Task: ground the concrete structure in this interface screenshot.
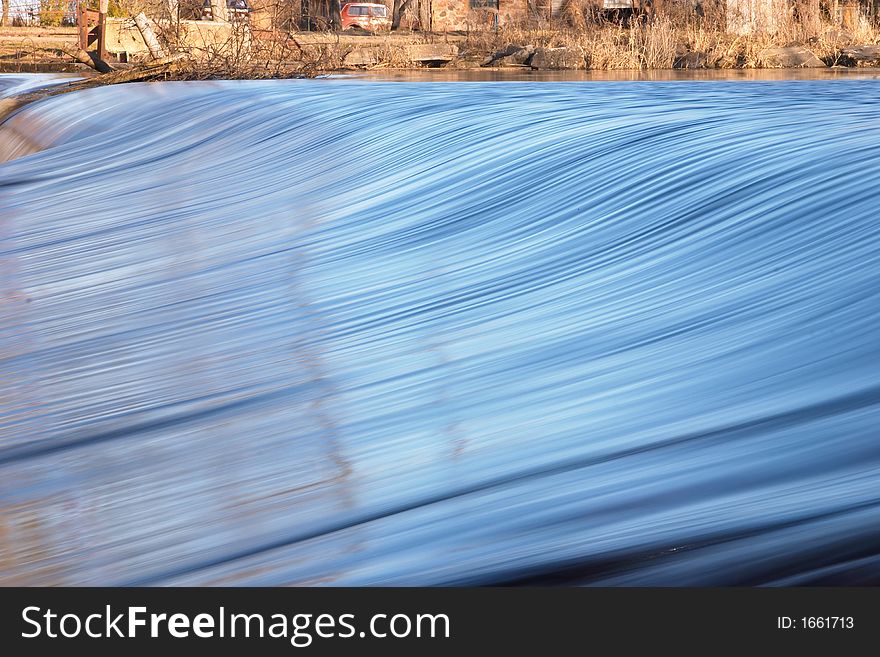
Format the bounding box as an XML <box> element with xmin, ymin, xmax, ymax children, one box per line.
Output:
<box><xmin>103</xmin><ymin>17</ymin><xmax>237</xmax><ymax>61</ymax></box>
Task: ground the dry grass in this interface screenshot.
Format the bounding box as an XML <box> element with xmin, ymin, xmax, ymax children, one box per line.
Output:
<box><xmin>457</xmin><ymin>4</ymin><xmax>880</xmax><ymax>70</ymax></box>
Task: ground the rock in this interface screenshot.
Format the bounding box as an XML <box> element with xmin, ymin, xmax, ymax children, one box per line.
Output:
<box><xmin>529</xmin><ymin>46</ymin><xmax>585</xmax><ymax>70</ymax></box>
<box><xmin>405</xmin><ymin>43</ymin><xmax>458</xmax><ymax>64</ymax></box>
<box><xmin>758</xmin><ymin>46</ymin><xmax>826</xmax><ymax>68</ymax></box>
<box><xmin>343</xmin><ymin>47</ymin><xmax>381</xmax><ymax>67</ymax></box>
<box><xmin>674</xmin><ymin>51</ymin><xmax>708</xmax><ymax>69</ymax></box>
<box><xmin>495</xmin><ymin>45</ymin><xmax>535</xmax><ymax>67</ymax></box>
<box><xmin>493</xmin><ymin>43</ymin><xmax>524</xmax><ymax>59</ymax></box>
<box><xmin>839</xmin><ymin>45</ymin><xmax>880</xmax><ymax>67</ymax></box>
<box><xmin>481</xmin><ymin>44</ymin><xmax>525</xmax><ymax>67</ymax></box>
<box><xmin>446</xmin><ymin>54</ymin><xmax>485</xmax><ymax>69</ymax></box>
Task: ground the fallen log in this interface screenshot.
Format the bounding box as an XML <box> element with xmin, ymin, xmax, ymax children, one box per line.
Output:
<box><xmin>60</xmin><ymin>44</ymin><xmax>115</xmax><ymax>74</ymax></box>
<box><xmin>72</xmin><ymin>53</ymin><xmax>189</xmax><ymax>86</ymax></box>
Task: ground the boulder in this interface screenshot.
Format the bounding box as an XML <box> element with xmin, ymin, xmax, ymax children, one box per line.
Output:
<box><xmin>758</xmin><ymin>46</ymin><xmax>826</xmax><ymax>68</ymax></box>
<box><xmin>529</xmin><ymin>46</ymin><xmax>585</xmax><ymax>70</ymax></box>
<box><xmin>481</xmin><ymin>44</ymin><xmax>521</xmax><ymax>67</ymax></box>
<box><xmin>491</xmin><ymin>43</ymin><xmax>525</xmax><ymax>59</ymax></box>
<box><xmin>839</xmin><ymin>45</ymin><xmax>880</xmax><ymax>67</ymax></box>
<box><xmin>495</xmin><ymin>45</ymin><xmax>536</xmax><ymax>67</ymax></box>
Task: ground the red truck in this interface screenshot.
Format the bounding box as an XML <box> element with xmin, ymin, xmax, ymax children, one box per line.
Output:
<box><xmin>340</xmin><ymin>3</ymin><xmax>392</xmax><ymax>31</ymax></box>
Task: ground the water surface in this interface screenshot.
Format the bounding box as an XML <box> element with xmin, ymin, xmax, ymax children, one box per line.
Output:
<box><xmin>1</xmin><ymin>76</ymin><xmax>879</xmax><ymax>585</ymax></box>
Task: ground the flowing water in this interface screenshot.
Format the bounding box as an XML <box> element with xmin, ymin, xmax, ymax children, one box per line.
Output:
<box><xmin>1</xmin><ymin>74</ymin><xmax>879</xmax><ymax>585</ymax></box>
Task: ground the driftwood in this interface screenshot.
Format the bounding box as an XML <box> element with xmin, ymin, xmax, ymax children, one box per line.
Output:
<box><xmin>75</xmin><ymin>53</ymin><xmax>189</xmax><ymax>86</ymax></box>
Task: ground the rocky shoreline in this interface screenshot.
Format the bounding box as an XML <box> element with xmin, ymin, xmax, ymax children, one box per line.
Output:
<box><xmin>345</xmin><ymin>41</ymin><xmax>880</xmax><ymax>71</ymax></box>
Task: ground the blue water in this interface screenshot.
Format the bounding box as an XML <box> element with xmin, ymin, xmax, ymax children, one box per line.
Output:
<box><xmin>1</xmin><ymin>76</ymin><xmax>879</xmax><ymax>585</ymax></box>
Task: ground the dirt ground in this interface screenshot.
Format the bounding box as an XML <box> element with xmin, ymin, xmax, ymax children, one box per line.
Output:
<box><xmin>0</xmin><ymin>26</ymin><xmax>80</xmax><ymax>70</ymax></box>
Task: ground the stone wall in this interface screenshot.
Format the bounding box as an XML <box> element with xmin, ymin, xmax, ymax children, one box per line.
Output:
<box><xmin>432</xmin><ymin>0</ymin><xmax>532</xmax><ymax>32</ymax></box>
<box><xmin>499</xmin><ymin>0</ymin><xmax>533</xmax><ymax>25</ymax></box>
<box><xmin>431</xmin><ymin>0</ymin><xmax>471</xmax><ymax>30</ymax></box>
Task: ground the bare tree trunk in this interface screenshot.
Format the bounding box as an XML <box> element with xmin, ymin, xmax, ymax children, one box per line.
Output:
<box><xmin>329</xmin><ymin>0</ymin><xmax>342</xmax><ymax>28</ymax></box>
<box><xmin>1</xmin><ymin>1</ymin><xmax>10</xmax><ymax>27</ymax></box>
<box><xmin>135</xmin><ymin>12</ymin><xmax>167</xmax><ymax>59</ymax></box>
<box><xmin>392</xmin><ymin>0</ymin><xmax>414</xmax><ymax>29</ymax></box>
<box><xmin>419</xmin><ymin>0</ymin><xmax>431</xmax><ymax>30</ymax></box>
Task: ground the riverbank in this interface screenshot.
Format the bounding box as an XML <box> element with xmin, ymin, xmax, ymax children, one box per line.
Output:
<box><xmin>2</xmin><ymin>17</ymin><xmax>880</xmax><ymax>76</ymax></box>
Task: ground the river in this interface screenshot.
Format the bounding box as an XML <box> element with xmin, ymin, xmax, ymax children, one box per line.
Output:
<box><xmin>1</xmin><ymin>73</ymin><xmax>879</xmax><ymax>585</ymax></box>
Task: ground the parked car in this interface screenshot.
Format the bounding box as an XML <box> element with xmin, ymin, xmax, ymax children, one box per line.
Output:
<box><xmin>340</xmin><ymin>3</ymin><xmax>392</xmax><ymax>31</ymax></box>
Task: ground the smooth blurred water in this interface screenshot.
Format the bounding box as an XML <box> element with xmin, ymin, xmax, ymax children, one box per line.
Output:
<box><xmin>1</xmin><ymin>75</ymin><xmax>879</xmax><ymax>585</ymax></box>
<box><xmin>0</xmin><ymin>74</ymin><xmax>71</xmax><ymax>97</ymax></box>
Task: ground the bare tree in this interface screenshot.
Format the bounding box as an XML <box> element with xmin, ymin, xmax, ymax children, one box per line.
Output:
<box><xmin>329</xmin><ymin>0</ymin><xmax>341</xmax><ymax>27</ymax></box>
<box><xmin>391</xmin><ymin>0</ymin><xmax>413</xmax><ymax>29</ymax></box>
<box><xmin>1</xmin><ymin>1</ymin><xmax>9</xmax><ymax>28</ymax></box>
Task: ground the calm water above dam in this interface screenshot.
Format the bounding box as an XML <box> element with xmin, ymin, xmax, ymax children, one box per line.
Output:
<box><xmin>1</xmin><ymin>74</ymin><xmax>879</xmax><ymax>585</ymax></box>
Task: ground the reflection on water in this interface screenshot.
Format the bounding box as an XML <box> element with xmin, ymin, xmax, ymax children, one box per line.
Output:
<box><xmin>357</xmin><ymin>67</ymin><xmax>880</xmax><ymax>82</ymax></box>
<box><xmin>1</xmin><ymin>76</ymin><xmax>879</xmax><ymax>585</ymax></box>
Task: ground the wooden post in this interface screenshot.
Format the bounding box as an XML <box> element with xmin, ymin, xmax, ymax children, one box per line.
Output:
<box><xmin>134</xmin><ymin>12</ymin><xmax>167</xmax><ymax>59</ymax></box>
<box><xmin>78</xmin><ymin>3</ymin><xmax>88</xmax><ymax>51</ymax></box>
<box><xmin>420</xmin><ymin>0</ymin><xmax>432</xmax><ymax>30</ymax></box>
<box><xmin>98</xmin><ymin>0</ymin><xmax>108</xmax><ymax>63</ymax></box>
